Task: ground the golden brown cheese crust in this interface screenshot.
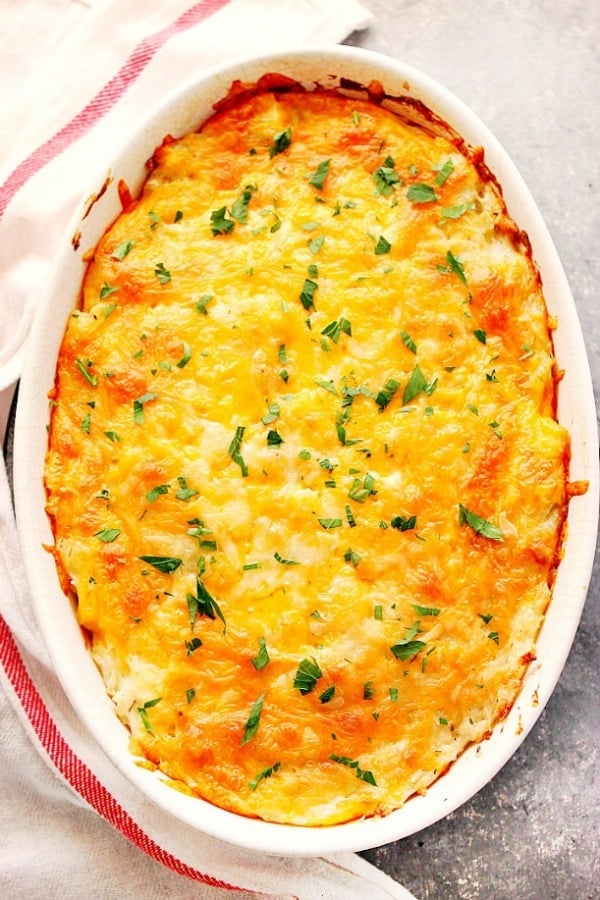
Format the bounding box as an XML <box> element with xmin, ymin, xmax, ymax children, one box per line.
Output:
<box><xmin>45</xmin><ymin>88</ymin><xmax>570</xmax><ymax>825</ymax></box>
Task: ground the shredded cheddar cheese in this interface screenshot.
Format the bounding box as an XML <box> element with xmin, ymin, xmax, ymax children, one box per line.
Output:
<box><xmin>44</xmin><ymin>86</ymin><xmax>570</xmax><ymax>826</ymax></box>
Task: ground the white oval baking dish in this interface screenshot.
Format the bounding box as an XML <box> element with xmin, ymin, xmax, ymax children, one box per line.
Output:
<box><xmin>14</xmin><ymin>45</ymin><xmax>598</xmax><ymax>856</ymax></box>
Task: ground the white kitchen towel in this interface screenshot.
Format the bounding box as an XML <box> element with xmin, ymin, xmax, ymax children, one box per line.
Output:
<box><xmin>0</xmin><ymin>1</ymin><xmax>418</xmax><ymax>897</ymax></box>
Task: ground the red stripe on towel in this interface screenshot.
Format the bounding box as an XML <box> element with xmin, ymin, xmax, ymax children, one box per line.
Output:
<box><xmin>0</xmin><ymin>0</ymin><xmax>230</xmax><ymax>219</ymax></box>
<box><xmin>0</xmin><ymin>613</ymin><xmax>252</xmax><ymax>890</ymax></box>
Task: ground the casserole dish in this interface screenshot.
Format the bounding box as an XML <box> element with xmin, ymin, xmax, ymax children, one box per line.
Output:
<box><xmin>14</xmin><ymin>46</ymin><xmax>598</xmax><ymax>855</ymax></box>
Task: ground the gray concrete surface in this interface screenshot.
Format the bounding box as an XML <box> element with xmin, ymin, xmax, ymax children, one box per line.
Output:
<box><xmin>348</xmin><ymin>2</ymin><xmax>600</xmax><ymax>898</ymax></box>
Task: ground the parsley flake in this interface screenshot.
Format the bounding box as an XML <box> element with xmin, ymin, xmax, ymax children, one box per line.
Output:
<box><xmin>228</xmin><ymin>425</ymin><xmax>248</xmax><ymax>477</ymax></box>
<box><xmin>407</xmin><ymin>183</ymin><xmax>438</xmax><ymax>204</ymax></box>
<box><xmin>374</xmin><ymin>234</ymin><xmax>391</xmax><ymax>255</ymax></box>
<box><xmin>154</xmin><ymin>262</ymin><xmax>171</xmax><ymax>283</ymax></box>
<box><xmin>300</xmin><ymin>278</ymin><xmax>318</xmax><ymax>310</ymax></box>
<box><xmin>111</xmin><ymin>240</ymin><xmax>135</xmax><ymax>261</ymax></box>
<box><xmin>138</xmin><ymin>555</ymin><xmax>183</xmax><ymax>573</ymax></box>
<box><xmin>269</xmin><ymin>127</ymin><xmax>292</xmax><ymax>158</ymax></box>
<box><xmin>251</xmin><ymin>637</ymin><xmax>270</xmax><ymax>671</ymax></box>
<box><xmin>375</xmin><ymin>377</ymin><xmax>400</xmax><ymax>410</ymax></box>
<box><xmin>210</xmin><ymin>206</ymin><xmax>234</xmax><ymax>235</ymax></box>
<box><xmin>241</xmin><ymin>694</ymin><xmax>264</xmax><ymax>745</ymax></box>
<box><xmin>231</xmin><ymin>184</ymin><xmax>256</xmax><ymax>223</ymax></box>
<box><xmin>458</xmin><ymin>504</ymin><xmax>505</xmax><ymax>541</ymax></box>
<box><xmin>321</xmin><ymin>316</ymin><xmax>352</xmax><ymax>344</ymax></box>
<box><xmin>95</xmin><ymin>527</ymin><xmax>121</xmax><ymax>543</ymax></box>
<box><xmin>249</xmin><ymin>762</ymin><xmax>281</xmax><ymax>791</ymax></box>
<box><xmin>373</xmin><ymin>156</ymin><xmax>400</xmax><ymax>196</ymax></box>
<box><xmin>308</xmin><ymin>159</ymin><xmax>331</xmax><ymax>190</ymax></box>
<box><xmin>293</xmin><ymin>657</ymin><xmax>322</xmax><ymax>694</ymax></box>
<box><xmin>76</xmin><ymin>357</ymin><xmax>98</xmax><ymax>387</ymax></box>
<box><xmin>329</xmin><ymin>754</ymin><xmax>377</xmax><ymax>786</ymax></box>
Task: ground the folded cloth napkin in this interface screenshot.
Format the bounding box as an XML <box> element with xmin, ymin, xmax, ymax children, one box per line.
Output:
<box><xmin>0</xmin><ymin>1</ymin><xmax>418</xmax><ymax>897</ymax></box>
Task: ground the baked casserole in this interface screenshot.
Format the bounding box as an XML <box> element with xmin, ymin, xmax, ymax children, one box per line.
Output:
<box><xmin>44</xmin><ymin>82</ymin><xmax>570</xmax><ymax>826</ymax></box>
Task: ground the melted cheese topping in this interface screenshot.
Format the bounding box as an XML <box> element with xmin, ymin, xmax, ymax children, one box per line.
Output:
<box><xmin>45</xmin><ymin>89</ymin><xmax>569</xmax><ymax>826</ymax></box>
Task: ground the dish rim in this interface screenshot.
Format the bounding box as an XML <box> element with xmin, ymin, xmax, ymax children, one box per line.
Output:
<box><xmin>13</xmin><ymin>44</ymin><xmax>599</xmax><ymax>856</ymax></box>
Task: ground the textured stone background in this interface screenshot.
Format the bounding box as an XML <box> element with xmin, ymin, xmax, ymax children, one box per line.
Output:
<box><xmin>348</xmin><ymin>3</ymin><xmax>600</xmax><ymax>898</ymax></box>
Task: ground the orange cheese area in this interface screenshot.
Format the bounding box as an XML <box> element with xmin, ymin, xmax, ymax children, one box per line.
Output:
<box><xmin>44</xmin><ymin>88</ymin><xmax>569</xmax><ymax>825</ymax></box>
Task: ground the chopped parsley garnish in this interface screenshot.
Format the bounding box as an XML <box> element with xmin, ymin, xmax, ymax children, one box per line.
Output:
<box><xmin>308</xmin><ymin>159</ymin><xmax>331</xmax><ymax>190</ymax></box>
<box><xmin>231</xmin><ymin>184</ymin><xmax>256</xmax><ymax>223</ymax></box>
<box><xmin>390</xmin><ymin>638</ymin><xmax>427</xmax><ymax>661</ymax></box>
<box><xmin>412</xmin><ymin>604</ymin><xmax>441</xmax><ymax>617</ymax></box>
<box><xmin>76</xmin><ymin>357</ymin><xmax>98</xmax><ymax>387</ymax></box>
<box><xmin>348</xmin><ymin>472</ymin><xmax>376</xmax><ymax>503</ymax></box>
<box><xmin>373</xmin><ymin>156</ymin><xmax>400</xmax><ymax>196</ymax></box>
<box><xmin>318</xmin><ymin>518</ymin><xmax>342</xmax><ymax>529</ymax></box>
<box><xmin>81</xmin><ymin>413</ymin><xmax>91</xmax><ymax>433</ymax></box>
<box><xmin>390</xmin><ymin>621</ymin><xmax>426</xmax><ymax>660</ymax></box>
<box><xmin>175</xmin><ymin>476</ymin><xmax>198</xmax><ymax>501</ymax></box>
<box><xmin>133</xmin><ymin>392</ymin><xmax>158</xmax><ymax>424</ymax></box>
<box><xmin>186</xmin><ymin>688</ymin><xmax>195</xmax><ymax>704</ymax></box>
<box><xmin>138</xmin><ymin>555</ymin><xmax>183</xmax><ymax>573</ymax></box>
<box><xmin>344</xmin><ymin>505</ymin><xmax>357</xmax><ymax>528</ymax></box>
<box><xmin>261</xmin><ymin>403</ymin><xmax>280</xmax><ymax>425</ymax></box>
<box><xmin>241</xmin><ymin>693</ymin><xmax>264</xmax><ymax>745</ymax></box>
<box><xmin>329</xmin><ymin>754</ymin><xmax>377</xmax><ymax>786</ymax></box>
<box><xmin>402</xmin><ymin>365</ymin><xmax>437</xmax><ymax>405</ymax></box>
<box><xmin>315</xmin><ymin>378</ymin><xmax>337</xmax><ymax>395</ymax></box>
<box><xmin>343</xmin><ymin>547</ymin><xmax>360</xmax><ymax>568</ymax></box>
<box><xmin>442</xmin><ymin>202</ymin><xmax>474</xmax><ymax>219</ymax></box>
<box><xmin>478</xmin><ymin>613</ymin><xmax>493</xmax><ymax>624</ymax></box>
<box><xmin>228</xmin><ymin>425</ymin><xmax>248</xmax><ymax>477</ymax></box>
<box><xmin>321</xmin><ymin>316</ymin><xmax>352</xmax><ymax>344</ymax></box>
<box><xmin>474</xmin><ymin>328</ymin><xmax>487</xmax><ymax>344</ymax></box>
<box><xmin>176</xmin><ymin>341</ymin><xmax>192</xmax><ymax>368</ymax></box>
<box><xmin>363</xmin><ymin>681</ymin><xmax>375</xmax><ymax>700</ymax></box>
<box><xmin>137</xmin><ymin>697</ymin><xmax>161</xmax><ymax>733</ymax></box>
<box><xmin>154</xmin><ymin>262</ymin><xmax>171</xmax><ymax>283</ymax></box>
<box><xmin>95</xmin><ymin>527</ymin><xmax>121</xmax><ymax>543</ymax></box>
<box><xmin>435</xmin><ymin>158</ymin><xmax>454</xmax><ymax>185</ymax></box>
<box><xmin>148</xmin><ymin>211</ymin><xmax>161</xmax><ymax>230</ymax></box>
<box><xmin>375</xmin><ymin>377</ymin><xmax>400</xmax><ymax>410</ymax></box>
<box><xmin>146</xmin><ymin>484</ymin><xmax>169</xmax><ymax>504</ymax></box>
<box><xmin>401</xmin><ymin>330</ymin><xmax>417</xmax><ymax>354</ymax></box>
<box><xmin>210</xmin><ymin>206</ymin><xmax>234</xmax><ymax>235</ymax></box>
<box><xmin>195</xmin><ymin>294</ymin><xmax>213</xmax><ymax>315</ymax></box>
<box><xmin>406</xmin><ymin>183</ymin><xmax>437</xmax><ymax>204</ymax></box>
<box><xmin>293</xmin><ymin>657</ymin><xmax>323</xmax><ymax>694</ymax></box>
<box><xmin>274</xmin><ymin>551</ymin><xmax>300</xmax><ymax>566</ymax></box>
<box><xmin>488</xmin><ymin>631</ymin><xmax>500</xmax><ymax>645</ymax></box>
<box><xmin>308</xmin><ymin>235</ymin><xmax>325</xmax><ymax>255</ymax></box>
<box><xmin>267</xmin><ymin>429</ymin><xmax>284</xmax><ymax>447</ymax></box>
<box><xmin>300</xmin><ymin>277</ymin><xmax>318</xmax><ymax>310</ymax></box>
<box><xmin>112</xmin><ymin>240</ymin><xmax>135</xmax><ymax>261</ymax></box>
<box><xmin>187</xmin><ymin>574</ymin><xmax>226</xmax><ymax>633</ymax></box>
<box><xmin>374</xmin><ymin>234</ymin><xmax>391</xmax><ymax>255</ymax></box>
<box><xmin>319</xmin><ymin>685</ymin><xmax>336</xmax><ymax>704</ymax></box>
<box><xmin>251</xmin><ymin>637</ymin><xmax>270</xmax><ymax>671</ymax></box>
<box><xmin>390</xmin><ymin>514</ymin><xmax>416</xmax><ymax>532</ymax></box>
<box><xmin>437</xmin><ymin>250</ymin><xmax>467</xmax><ymax>284</ymax></box>
<box><xmin>269</xmin><ymin>126</ymin><xmax>292</xmax><ymax>158</ymax></box>
<box><xmin>249</xmin><ymin>762</ymin><xmax>281</xmax><ymax>791</ymax></box>
<box><xmin>185</xmin><ymin>637</ymin><xmax>203</xmax><ymax>656</ymax></box>
<box><xmin>99</xmin><ymin>282</ymin><xmax>119</xmax><ymax>300</ymax></box>
<box><xmin>458</xmin><ymin>504</ymin><xmax>505</xmax><ymax>541</ymax></box>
